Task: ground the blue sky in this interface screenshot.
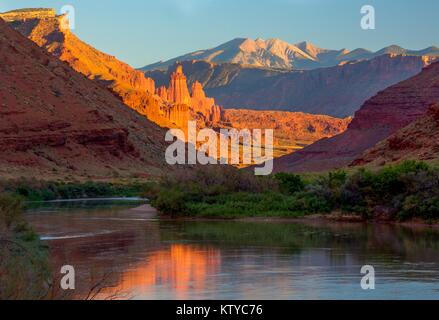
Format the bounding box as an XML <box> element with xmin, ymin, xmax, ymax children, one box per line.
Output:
<box><xmin>1</xmin><ymin>0</ymin><xmax>438</xmax><ymax>68</ymax></box>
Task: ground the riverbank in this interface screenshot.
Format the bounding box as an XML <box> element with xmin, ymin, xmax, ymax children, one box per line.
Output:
<box><xmin>156</xmin><ymin>210</ymin><xmax>439</xmax><ymax>228</ymax></box>
<box><xmin>145</xmin><ymin>161</ymin><xmax>439</xmax><ymax>224</ymax></box>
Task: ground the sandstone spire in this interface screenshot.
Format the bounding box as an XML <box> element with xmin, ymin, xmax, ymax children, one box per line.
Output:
<box><xmin>191</xmin><ymin>81</ymin><xmax>207</xmax><ymax>99</ymax></box>
<box><xmin>167</xmin><ymin>65</ymin><xmax>191</xmax><ymax>105</ymax></box>
<box><xmin>191</xmin><ymin>81</ymin><xmax>222</xmax><ymax>123</ymax></box>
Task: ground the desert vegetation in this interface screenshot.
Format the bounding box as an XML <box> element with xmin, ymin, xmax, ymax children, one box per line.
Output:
<box><xmin>0</xmin><ymin>194</ymin><xmax>50</xmax><ymax>299</ymax></box>
<box><xmin>145</xmin><ymin>161</ymin><xmax>439</xmax><ymax>222</ymax></box>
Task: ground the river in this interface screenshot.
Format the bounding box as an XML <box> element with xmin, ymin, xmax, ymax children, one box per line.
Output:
<box><xmin>25</xmin><ymin>199</ymin><xmax>439</xmax><ymax>300</ymax></box>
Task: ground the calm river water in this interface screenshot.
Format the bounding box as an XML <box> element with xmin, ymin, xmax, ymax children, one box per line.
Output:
<box><xmin>26</xmin><ymin>200</ymin><xmax>439</xmax><ymax>300</ymax></box>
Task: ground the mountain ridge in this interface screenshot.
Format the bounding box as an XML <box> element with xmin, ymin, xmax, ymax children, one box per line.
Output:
<box><xmin>141</xmin><ymin>37</ymin><xmax>439</xmax><ymax>71</ymax></box>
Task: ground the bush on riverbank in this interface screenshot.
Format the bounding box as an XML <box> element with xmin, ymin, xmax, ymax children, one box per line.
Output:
<box><xmin>145</xmin><ymin>161</ymin><xmax>439</xmax><ymax>222</ymax></box>
<box><xmin>0</xmin><ymin>179</ymin><xmax>150</xmax><ymax>201</ymax></box>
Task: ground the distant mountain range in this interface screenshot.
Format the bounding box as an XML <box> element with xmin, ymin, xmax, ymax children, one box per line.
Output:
<box><xmin>141</xmin><ymin>38</ymin><xmax>439</xmax><ymax>71</ymax></box>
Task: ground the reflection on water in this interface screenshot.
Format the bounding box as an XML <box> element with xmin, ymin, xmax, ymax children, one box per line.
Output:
<box><xmin>26</xmin><ymin>201</ymin><xmax>439</xmax><ymax>300</ymax></box>
<box><xmin>100</xmin><ymin>245</ymin><xmax>221</xmax><ymax>300</ymax></box>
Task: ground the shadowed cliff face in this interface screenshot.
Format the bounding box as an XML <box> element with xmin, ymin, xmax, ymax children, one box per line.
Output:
<box><xmin>0</xmin><ymin>17</ymin><xmax>170</xmax><ymax>179</ymax></box>
<box><xmin>352</xmin><ymin>104</ymin><xmax>439</xmax><ymax>166</ymax></box>
<box><xmin>272</xmin><ymin>61</ymin><xmax>439</xmax><ymax>173</ymax></box>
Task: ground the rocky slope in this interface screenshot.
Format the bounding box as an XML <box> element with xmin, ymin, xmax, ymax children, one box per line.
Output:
<box><xmin>0</xmin><ymin>17</ymin><xmax>170</xmax><ymax>179</ymax></box>
<box><xmin>146</xmin><ymin>57</ymin><xmax>434</xmax><ymax>117</ymax></box>
<box><xmin>352</xmin><ymin>103</ymin><xmax>439</xmax><ymax>166</ymax></box>
<box><xmin>272</xmin><ymin>61</ymin><xmax>439</xmax><ymax>173</ymax></box>
<box><xmin>141</xmin><ymin>37</ymin><xmax>439</xmax><ymax>71</ymax></box>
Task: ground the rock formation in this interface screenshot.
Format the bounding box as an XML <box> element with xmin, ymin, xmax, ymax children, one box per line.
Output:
<box><xmin>0</xmin><ymin>17</ymin><xmax>170</xmax><ymax>179</ymax></box>
<box><xmin>156</xmin><ymin>86</ymin><xmax>168</xmax><ymax>100</ymax></box>
<box><xmin>151</xmin><ymin>65</ymin><xmax>223</xmax><ymax>129</ymax></box>
<box><xmin>272</xmin><ymin>60</ymin><xmax>439</xmax><ymax>173</ymax></box>
<box><xmin>167</xmin><ymin>65</ymin><xmax>192</xmax><ymax>105</ymax></box>
<box><xmin>191</xmin><ymin>81</ymin><xmax>222</xmax><ymax>124</ymax></box>
<box><xmin>0</xmin><ymin>8</ymin><xmax>56</xmax><ymax>21</ymax></box>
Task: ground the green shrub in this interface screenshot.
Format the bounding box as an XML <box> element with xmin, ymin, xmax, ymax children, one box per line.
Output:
<box><xmin>0</xmin><ymin>193</ymin><xmax>24</xmax><ymax>231</ymax></box>
<box><xmin>275</xmin><ymin>173</ymin><xmax>305</xmax><ymax>194</ymax></box>
<box><xmin>151</xmin><ymin>187</ymin><xmax>188</xmax><ymax>217</ymax></box>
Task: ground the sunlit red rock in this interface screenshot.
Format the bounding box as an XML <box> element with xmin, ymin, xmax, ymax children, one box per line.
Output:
<box><xmin>156</xmin><ymin>86</ymin><xmax>168</xmax><ymax>100</ymax></box>
<box><xmin>191</xmin><ymin>81</ymin><xmax>222</xmax><ymax>124</ymax></box>
<box><xmin>167</xmin><ymin>65</ymin><xmax>192</xmax><ymax>105</ymax></box>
